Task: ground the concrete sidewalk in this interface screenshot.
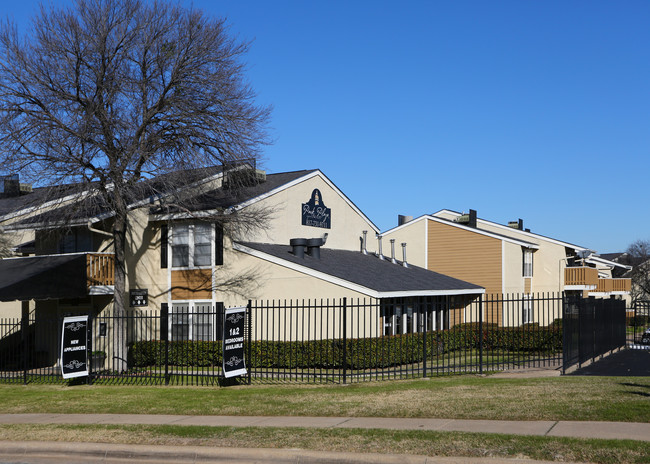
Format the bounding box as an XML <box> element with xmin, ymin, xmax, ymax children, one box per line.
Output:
<box><xmin>1</xmin><ymin>413</ymin><xmax>649</xmax><ymax>442</ymax></box>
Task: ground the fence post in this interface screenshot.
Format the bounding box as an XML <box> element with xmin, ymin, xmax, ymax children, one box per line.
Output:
<box><xmin>247</xmin><ymin>300</ymin><xmax>252</xmax><ymax>386</ymax></box>
<box><xmin>478</xmin><ymin>294</ymin><xmax>483</xmax><ymax>375</ymax></box>
<box><xmin>21</xmin><ymin>301</ymin><xmax>29</xmax><ymax>385</ymax></box>
<box><xmin>342</xmin><ymin>297</ymin><xmax>347</xmax><ymax>385</ymax></box>
<box><xmin>161</xmin><ymin>304</ymin><xmax>169</xmax><ymax>386</ymax></box>
<box><xmin>422</xmin><ymin>298</ymin><xmax>427</xmax><ymax>378</ymax></box>
<box><xmin>561</xmin><ymin>293</ymin><xmax>566</xmax><ymax>375</ymax></box>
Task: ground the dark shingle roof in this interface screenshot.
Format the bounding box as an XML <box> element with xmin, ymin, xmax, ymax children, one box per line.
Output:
<box><xmin>5</xmin><ymin>168</ymin><xmax>318</xmax><ymax>228</ymax></box>
<box><xmin>159</xmin><ymin>170</ymin><xmax>318</xmax><ymax>213</ymax></box>
<box><xmin>237</xmin><ymin>242</ymin><xmax>484</xmax><ymax>296</ymax></box>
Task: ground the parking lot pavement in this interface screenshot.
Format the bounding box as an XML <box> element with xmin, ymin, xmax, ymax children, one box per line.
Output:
<box><xmin>568</xmin><ymin>348</ymin><xmax>650</xmax><ymax>376</ymax></box>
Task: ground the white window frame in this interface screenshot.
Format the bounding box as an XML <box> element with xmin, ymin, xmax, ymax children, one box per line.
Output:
<box><xmin>171</xmin><ymin>223</ymin><xmax>214</xmax><ymax>269</ymax></box>
<box><xmin>523</xmin><ymin>249</ymin><xmax>534</xmax><ymax>277</ymax></box>
<box><xmin>169</xmin><ymin>301</ymin><xmax>215</xmax><ymax>341</ymax></box>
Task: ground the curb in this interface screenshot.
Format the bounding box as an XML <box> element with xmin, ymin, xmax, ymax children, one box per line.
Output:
<box><xmin>0</xmin><ymin>441</ymin><xmax>583</xmax><ymax>464</ymax></box>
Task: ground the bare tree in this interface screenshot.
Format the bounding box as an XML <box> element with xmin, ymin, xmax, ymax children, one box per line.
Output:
<box><xmin>625</xmin><ymin>239</ymin><xmax>650</xmax><ymax>303</ymax></box>
<box><xmin>0</xmin><ymin>0</ymin><xmax>270</xmax><ymax>370</ymax></box>
<box><xmin>0</xmin><ymin>228</ymin><xmax>12</xmax><ymax>258</ymax></box>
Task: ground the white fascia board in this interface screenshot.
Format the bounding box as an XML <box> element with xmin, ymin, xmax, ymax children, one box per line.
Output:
<box><xmin>426</xmin><ymin>215</ymin><xmax>539</xmax><ymax>248</ymax></box>
<box><xmin>382</xmin><ymin>214</ymin><xmax>538</xmax><ymax>249</ymax></box>
<box><xmin>234</xmin><ymin>243</ymin><xmax>484</xmax><ymax>299</ymax></box>
<box><xmin>432</xmin><ymin>209</ymin><xmax>587</xmax><ymax>252</ymax></box>
<box><xmin>587</xmin><ymin>256</ymin><xmax>632</xmax><ymax>270</ymax></box>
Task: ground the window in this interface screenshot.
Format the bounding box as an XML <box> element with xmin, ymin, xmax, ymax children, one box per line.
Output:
<box><xmin>58</xmin><ymin>228</ymin><xmax>92</xmax><ymax>253</ymax></box>
<box><xmin>171</xmin><ymin>223</ymin><xmax>213</xmax><ymax>268</ymax></box>
<box><xmin>170</xmin><ymin>302</ymin><xmax>217</xmax><ymax>341</ymax></box>
<box><xmin>523</xmin><ymin>249</ymin><xmax>533</xmax><ymax>277</ymax></box>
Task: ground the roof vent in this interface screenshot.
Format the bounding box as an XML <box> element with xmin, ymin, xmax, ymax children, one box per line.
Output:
<box><xmin>401</xmin><ymin>243</ymin><xmax>409</xmax><ymax>268</ymax></box>
<box><xmin>291</xmin><ymin>234</ymin><xmax>328</xmax><ymax>260</ymax></box>
<box><xmin>290</xmin><ymin>238</ymin><xmax>307</xmax><ymax>258</ymax></box>
<box><xmin>390</xmin><ymin>239</ymin><xmax>397</xmax><ymax>264</ymax></box>
<box><xmin>376</xmin><ymin>234</ymin><xmax>385</xmax><ymax>260</ymax></box>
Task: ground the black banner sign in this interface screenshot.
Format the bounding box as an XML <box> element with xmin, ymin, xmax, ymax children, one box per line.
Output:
<box><xmin>302</xmin><ymin>188</ymin><xmax>331</xmax><ymax>229</ymax></box>
<box><xmin>60</xmin><ymin>315</ymin><xmax>89</xmax><ymax>379</ymax></box>
<box><xmin>222</xmin><ymin>307</ymin><xmax>247</xmax><ymax>378</ymax></box>
<box><xmin>129</xmin><ymin>289</ymin><xmax>148</xmax><ymax>307</ymax></box>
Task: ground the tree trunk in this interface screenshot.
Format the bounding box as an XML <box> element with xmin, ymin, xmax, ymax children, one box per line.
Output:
<box><xmin>112</xmin><ymin>205</ymin><xmax>128</xmax><ymax>373</ymax></box>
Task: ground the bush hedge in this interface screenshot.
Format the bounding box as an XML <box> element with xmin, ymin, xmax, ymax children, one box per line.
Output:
<box><xmin>129</xmin><ymin>322</ymin><xmax>562</xmax><ymax>370</ymax></box>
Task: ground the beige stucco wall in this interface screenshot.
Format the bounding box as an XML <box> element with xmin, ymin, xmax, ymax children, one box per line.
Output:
<box><xmin>125</xmin><ymin>209</ymin><xmax>168</xmax><ymax>313</ymax></box>
<box><xmin>241</xmin><ymin>173</ymin><xmax>377</xmax><ymax>252</ymax></box>
<box><xmin>502</xmin><ymin>241</ymin><xmax>523</xmax><ymax>294</ymax></box>
<box><xmin>380</xmin><ymin>218</ymin><xmax>427</xmax><ymax>268</ymax></box>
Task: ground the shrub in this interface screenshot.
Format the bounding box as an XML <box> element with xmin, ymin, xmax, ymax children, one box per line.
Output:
<box><xmin>128</xmin><ymin>323</ymin><xmax>562</xmax><ymax>370</ymax></box>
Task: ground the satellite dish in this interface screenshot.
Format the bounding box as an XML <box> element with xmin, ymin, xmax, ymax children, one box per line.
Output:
<box><xmin>576</xmin><ymin>250</ymin><xmax>592</xmax><ymax>259</ymax></box>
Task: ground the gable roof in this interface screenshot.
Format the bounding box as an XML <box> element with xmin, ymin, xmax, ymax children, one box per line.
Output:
<box><xmin>432</xmin><ymin>209</ymin><xmax>585</xmax><ymax>251</ymax></box>
<box><xmin>5</xmin><ymin>168</ymin><xmax>380</xmax><ymax>234</ymax></box>
<box><xmin>151</xmin><ymin>169</ymin><xmax>380</xmax><ymax>232</ymax></box>
<box><xmin>234</xmin><ymin>241</ymin><xmax>484</xmax><ymax>298</ymax></box>
<box><xmin>383</xmin><ymin>214</ymin><xmax>539</xmax><ymax>249</ymax></box>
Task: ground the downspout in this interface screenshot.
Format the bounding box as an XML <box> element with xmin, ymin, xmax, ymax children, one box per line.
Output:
<box><xmin>88</xmin><ymin>220</ymin><xmax>113</xmax><ymax>238</ymax></box>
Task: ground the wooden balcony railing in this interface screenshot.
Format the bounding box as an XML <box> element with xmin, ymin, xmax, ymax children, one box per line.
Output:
<box><xmin>592</xmin><ymin>278</ymin><xmax>614</xmax><ymax>294</ymax></box>
<box><xmin>612</xmin><ymin>278</ymin><xmax>631</xmax><ymax>293</ymax></box>
<box><xmin>86</xmin><ymin>253</ymin><xmax>115</xmax><ymax>287</ymax></box>
<box><xmin>564</xmin><ymin>266</ymin><xmax>598</xmax><ymax>289</ymax></box>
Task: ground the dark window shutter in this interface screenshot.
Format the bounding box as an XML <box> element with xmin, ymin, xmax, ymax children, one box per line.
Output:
<box><xmin>160</xmin><ymin>303</ymin><xmax>168</xmax><ymax>341</ymax></box>
<box><xmin>215</xmin><ymin>223</ymin><xmax>223</xmax><ymax>266</ymax></box>
<box><xmin>215</xmin><ymin>301</ymin><xmax>224</xmax><ymax>340</ymax></box>
<box><xmin>161</xmin><ymin>225</ymin><xmax>168</xmax><ymax>268</ymax></box>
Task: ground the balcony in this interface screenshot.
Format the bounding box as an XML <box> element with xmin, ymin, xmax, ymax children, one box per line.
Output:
<box><xmin>86</xmin><ymin>253</ymin><xmax>115</xmax><ymax>288</ymax></box>
<box><xmin>587</xmin><ymin>277</ymin><xmax>632</xmax><ymax>296</ymax></box>
<box><xmin>0</xmin><ymin>252</ymin><xmax>115</xmax><ymax>302</ymax></box>
<box><xmin>612</xmin><ymin>278</ymin><xmax>631</xmax><ymax>294</ymax></box>
<box><xmin>564</xmin><ymin>266</ymin><xmax>598</xmax><ymax>290</ymax></box>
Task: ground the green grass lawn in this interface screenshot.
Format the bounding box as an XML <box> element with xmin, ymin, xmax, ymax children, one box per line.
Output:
<box><xmin>1</xmin><ymin>374</ymin><xmax>649</xmax><ymax>464</ymax></box>
<box><xmin>1</xmin><ymin>374</ymin><xmax>648</xmax><ymax>422</ymax></box>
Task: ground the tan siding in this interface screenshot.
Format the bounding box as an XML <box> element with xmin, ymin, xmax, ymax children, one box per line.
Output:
<box><xmin>171</xmin><ymin>269</ymin><xmax>212</xmax><ymax>300</ymax></box>
<box><xmin>427</xmin><ymin>220</ymin><xmax>503</xmax><ymax>325</ymax></box>
<box><xmin>427</xmin><ymin>220</ymin><xmax>502</xmax><ymax>294</ymax></box>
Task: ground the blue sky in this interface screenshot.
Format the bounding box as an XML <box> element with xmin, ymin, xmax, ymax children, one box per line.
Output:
<box><xmin>5</xmin><ymin>1</ymin><xmax>649</xmax><ymax>253</ymax></box>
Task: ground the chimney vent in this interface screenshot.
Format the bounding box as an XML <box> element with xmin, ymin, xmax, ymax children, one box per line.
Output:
<box><xmin>290</xmin><ymin>238</ymin><xmax>307</xmax><ymax>258</ymax></box>
<box><xmin>390</xmin><ymin>239</ymin><xmax>397</xmax><ymax>264</ymax></box>
<box><xmin>306</xmin><ymin>238</ymin><xmax>322</xmax><ymax>259</ymax></box>
<box><xmin>398</xmin><ymin>215</ymin><xmax>413</xmax><ymax>226</ymax></box>
<box><xmin>376</xmin><ymin>234</ymin><xmax>385</xmax><ymax>260</ymax></box>
<box><xmin>401</xmin><ymin>243</ymin><xmax>409</xmax><ymax>268</ymax></box>
<box><xmin>361</xmin><ymin>230</ymin><xmax>368</xmax><ymax>255</ymax></box>
<box><xmin>507</xmin><ymin>219</ymin><xmax>524</xmax><ymax>230</ymax></box>
<box><xmin>468</xmin><ymin>209</ymin><xmax>477</xmax><ymax>228</ymax></box>
<box><xmin>456</xmin><ymin>209</ymin><xmax>477</xmax><ymax>227</ymax></box>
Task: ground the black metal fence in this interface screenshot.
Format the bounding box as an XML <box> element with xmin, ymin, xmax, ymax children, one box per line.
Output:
<box><xmin>628</xmin><ymin>300</ymin><xmax>650</xmax><ymax>345</ymax></box>
<box><xmin>0</xmin><ymin>293</ymin><xmax>626</xmax><ymax>385</ymax></box>
<box><xmin>562</xmin><ymin>296</ymin><xmax>627</xmax><ymax>372</ymax></box>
